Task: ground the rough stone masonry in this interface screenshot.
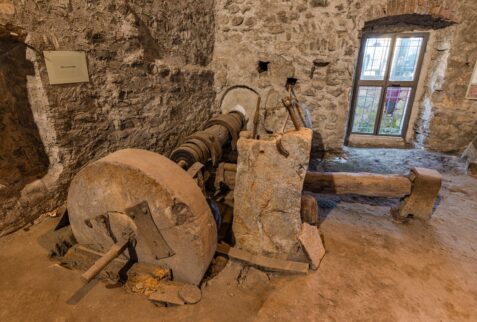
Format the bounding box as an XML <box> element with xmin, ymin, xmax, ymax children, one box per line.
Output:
<box><xmin>1</xmin><ymin>0</ymin><xmax>476</xmax><ymax>235</ymax></box>
<box><xmin>213</xmin><ymin>0</ymin><xmax>477</xmax><ymax>154</ymax></box>
<box><xmin>0</xmin><ymin>0</ymin><xmax>216</xmax><ymax>235</ymax></box>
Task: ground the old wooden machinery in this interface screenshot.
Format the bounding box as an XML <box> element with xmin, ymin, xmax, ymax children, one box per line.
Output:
<box><xmin>67</xmin><ymin>111</ymin><xmax>246</xmax><ymax>285</ymax></box>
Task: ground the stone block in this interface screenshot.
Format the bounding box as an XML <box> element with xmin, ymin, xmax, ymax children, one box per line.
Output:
<box><xmin>298</xmin><ymin>223</ymin><xmax>325</xmax><ymax>270</ymax></box>
<box><xmin>233</xmin><ymin>128</ymin><xmax>312</xmax><ymax>261</ymax></box>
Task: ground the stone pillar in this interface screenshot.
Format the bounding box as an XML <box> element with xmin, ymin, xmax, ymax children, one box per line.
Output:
<box><xmin>233</xmin><ymin>129</ymin><xmax>312</xmax><ymax>261</ymax></box>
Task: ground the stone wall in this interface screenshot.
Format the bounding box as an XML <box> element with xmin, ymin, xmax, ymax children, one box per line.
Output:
<box><xmin>1</xmin><ymin>0</ymin><xmax>476</xmax><ymax>235</ymax></box>
<box><xmin>422</xmin><ymin>0</ymin><xmax>477</xmax><ymax>153</ymax></box>
<box><xmin>0</xmin><ymin>31</ymin><xmax>50</xmax><ymax>233</ymax></box>
<box><xmin>0</xmin><ymin>0</ymin><xmax>216</xmax><ymax>236</ymax></box>
<box><xmin>213</xmin><ymin>0</ymin><xmax>476</xmax><ymax>154</ymax></box>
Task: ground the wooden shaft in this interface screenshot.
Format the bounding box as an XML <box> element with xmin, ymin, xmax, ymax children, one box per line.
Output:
<box><xmin>223</xmin><ymin>163</ymin><xmax>237</xmax><ymax>172</ymax></box>
<box><xmin>252</xmin><ymin>96</ymin><xmax>261</xmax><ymax>139</ymax></box>
<box><xmin>81</xmin><ymin>239</ymin><xmax>129</xmax><ymax>283</ymax></box>
<box><xmin>282</xmin><ymin>98</ymin><xmax>301</xmax><ymax>131</ymax></box>
<box><xmin>294</xmin><ymin>102</ymin><xmax>307</xmax><ymax>127</ymax></box>
<box><xmin>304</xmin><ymin>172</ymin><xmax>412</xmax><ymax>198</ymax></box>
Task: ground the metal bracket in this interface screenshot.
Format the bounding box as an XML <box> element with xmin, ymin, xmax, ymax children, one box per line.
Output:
<box><xmin>125</xmin><ymin>201</ymin><xmax>175</xmax><ymax>260</ymax></box>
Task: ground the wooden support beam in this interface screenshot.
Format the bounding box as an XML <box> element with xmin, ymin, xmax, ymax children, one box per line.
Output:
<box><xmin>216</xmin><ymin>244</ymin><xmax>309</xmax><ymax>274</ymax></box>
<box><xmin>303</xmin><ymin>172</ymin><xmax>412</xmax><ymax>198</ymax></box>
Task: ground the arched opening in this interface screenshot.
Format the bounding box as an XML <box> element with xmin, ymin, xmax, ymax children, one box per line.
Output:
<box><xmin>345</xmin><ymin>14</ymin><xmax>457</xmax><ymax>148</ymax></box>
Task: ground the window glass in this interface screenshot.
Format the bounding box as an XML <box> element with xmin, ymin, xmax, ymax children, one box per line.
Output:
<box><xmin>352</xmin><ymin>86</ymin><xmax>382</xmax><ymax>134</ymax></box>
<box><xmin>379</xmin><ymin>87</ymin><xmax>412</xmax><ymax>135</ymax></box>
<box><xmin>360</xmin><ymin>38</ymin><xmax>392</xmax><ymax>81</ymax></box>
<box><xmin>389</xmin><ymin>37</ymin><xmax>423</xmax><ymax>81</ymax></box>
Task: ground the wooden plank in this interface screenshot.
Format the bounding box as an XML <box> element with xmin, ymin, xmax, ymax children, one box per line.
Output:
<box><xmin>216</xmin><ymin>244</ymin><xmax>309</xmax><ymax>274</ymax></box>
<box><xmin>303</xmin><ymin>171</ymin><xmax>412</xmax><ymax>198</ymax></box>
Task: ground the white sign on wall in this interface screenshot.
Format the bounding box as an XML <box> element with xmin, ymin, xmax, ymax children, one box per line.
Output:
<box><xmin>43</xmin><ymin>51</ymin><xmax>89</xmax><ymax>85</ymax></box>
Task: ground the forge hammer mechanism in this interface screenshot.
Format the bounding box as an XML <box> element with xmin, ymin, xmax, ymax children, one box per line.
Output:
<box><xmin>74</xmin><ymin>111</ymin><xmax>247</xmax><ymax>284</ymax></box>
<box><xmin>281</xmin><ymin>85</ymin><xmax>309</xmax><ymax>132</ymax></box>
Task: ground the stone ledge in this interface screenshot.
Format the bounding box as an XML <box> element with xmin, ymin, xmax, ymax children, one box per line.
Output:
<box><xmin>347</xmin><ymin>134</ymin><xmax>410</xmax><ymax>149</ymax></box>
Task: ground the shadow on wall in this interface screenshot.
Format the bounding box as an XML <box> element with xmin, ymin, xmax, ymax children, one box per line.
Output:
<box><xmin>0</xmin><ymin>35</ymin><xmax>49</xmax><ymax>200</ymax></box>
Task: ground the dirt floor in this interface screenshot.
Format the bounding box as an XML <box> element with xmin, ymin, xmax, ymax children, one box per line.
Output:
<box><xmin>0</xmin><ymin>148</ymin><xmax>476</xmax><ymax>322</ymax></box>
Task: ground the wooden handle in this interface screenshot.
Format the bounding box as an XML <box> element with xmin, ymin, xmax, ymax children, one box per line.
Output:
<box><xmin>282</xmin><ymin>98</ymin><xmax>301</xmax><ymax>131</ymax></box>
<box><xmin>252</xmin><ymin>96</ymin><xmax>262</xmax><ymax>138</ymax></box>
<box><xmin>81</xmin><ymin>239</ymin><xmax>129</xmax><ymax>283</ymax></box>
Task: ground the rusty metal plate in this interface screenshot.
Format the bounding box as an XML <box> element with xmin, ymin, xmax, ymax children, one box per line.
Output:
<box><xmin>125</xmin><ymin>201</ymin><xmax>174</xmax><ymax>260</ymax></box>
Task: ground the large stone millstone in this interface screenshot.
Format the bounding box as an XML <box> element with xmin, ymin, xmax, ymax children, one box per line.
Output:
<box><xmin>67</xmin><ymin>149</ymin><xmax>216</xmax><ymax>285</ymax></box>
<box><xmin>233</xmin><ymin>129</ymin><xmax>313</xmax><ymax>261</ymax></box>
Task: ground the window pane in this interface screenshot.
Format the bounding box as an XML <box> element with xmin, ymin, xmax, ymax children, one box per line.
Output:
<box><xmin>360</xmin><ymin>38</ymin><xmax>392</xmax><ymax>81</ymax></box>
<box><xmin>378</xmin><ymin>87</ymin><xmax>412</xmax><ymax>135</ymax></box>
<box><xmin>352</xmin><ymin>86</ymin><xmax>382</xmax><ymax>134</ymax></box>
<box><xmin>389</xmin><ymin>37</ymin><xmax>423</xmax><ymax>81</ymax></box>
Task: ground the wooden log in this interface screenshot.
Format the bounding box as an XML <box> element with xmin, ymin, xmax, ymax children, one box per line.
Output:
<box><xmin>304</xmin><ymin>172</ymin><xmax>412</xmax><ymax>198</ymax></box>
<box><xmin>301</xmin><ymin>194</ymin><xmax>319</xmax><ymax>226</ymax></box>
<box><xmin>81</xmin><ymin>239</ymin><xmax>129</xmax><ymax>283</ymax></box>
<box><xmin>216</xmin><ymin>244</ymin><xmax>309</xmax><ymax>274</ymax></box>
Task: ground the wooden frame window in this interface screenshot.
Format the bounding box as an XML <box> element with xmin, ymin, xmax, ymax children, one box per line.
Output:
<box><xmin>348</xmin><ymin>33</ymin><xmax>428</xmax><ymax>138</ymax></box>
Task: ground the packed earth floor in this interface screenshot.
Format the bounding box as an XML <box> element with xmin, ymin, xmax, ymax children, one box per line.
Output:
<box><xmin>0</xmin><ymin>148</ymin><xmax>476</xmax><ymax>322</ymax></box>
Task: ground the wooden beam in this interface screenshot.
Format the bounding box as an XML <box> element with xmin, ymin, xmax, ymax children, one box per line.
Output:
<box><xmin>303</xmin><ymin>172</ymin><xmax>412</xmax><ymax>198</ymax></box>
<box><xmin>216</xmin><ymin>244</ymin><xmax>309</xmax><ymax>274</ymax></box>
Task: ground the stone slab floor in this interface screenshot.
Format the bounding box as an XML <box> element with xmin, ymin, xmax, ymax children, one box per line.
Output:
<box><xmin>0</xmin><ymin>148</ymin><xmax>476</xmax><ymax>322</ymax></box>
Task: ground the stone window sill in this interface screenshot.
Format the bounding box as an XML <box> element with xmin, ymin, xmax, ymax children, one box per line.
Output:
<box><xmin>347</xmin><ymin>134</ymin><xmax>411</xmax><ymax>149</ymax></box>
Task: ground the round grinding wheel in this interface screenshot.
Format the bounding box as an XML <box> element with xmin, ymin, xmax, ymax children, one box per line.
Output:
<box><xmin>67</xmin><ymin>149</ymin><xmax>217</xmax><ymax>285</ymax></box>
